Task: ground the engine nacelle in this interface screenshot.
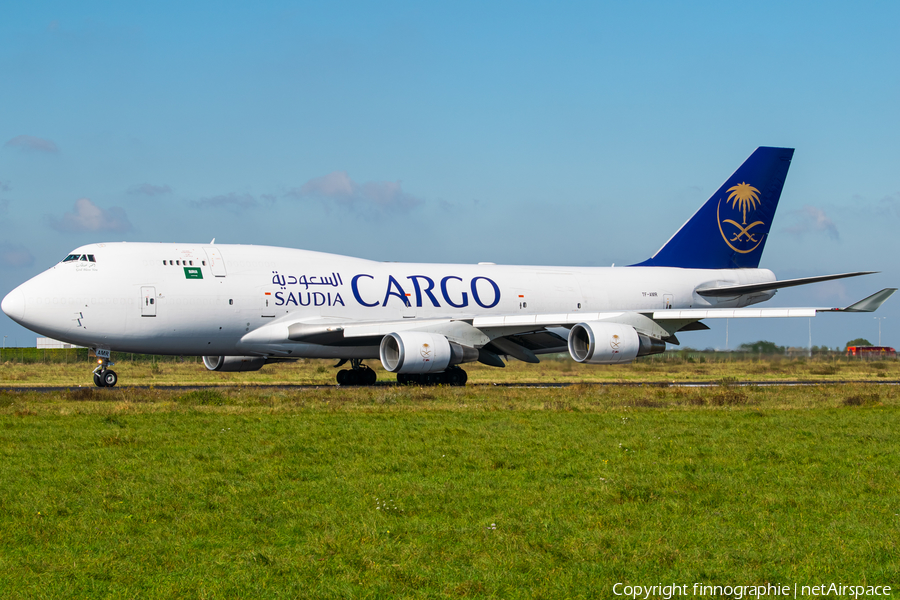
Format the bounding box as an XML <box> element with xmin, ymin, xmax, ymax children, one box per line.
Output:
<box><xmin>202</xmin><ymin>355</ymin><xmax>267</xmax><ymax>372</ymax></box>
<box><xmin>567</xmin><ymin>322</ymin><xmax>666</xmax><ymax>364</ymax></box>
<box><xmin>380</xmin><ymin>332</ymin><xmax>479</xmax><ymax>374</ymax></box>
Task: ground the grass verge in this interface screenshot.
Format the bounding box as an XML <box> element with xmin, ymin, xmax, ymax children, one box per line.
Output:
<box><xmin>0</xmin><ymin>385</ymin><xmax>897</xmax><ymax>598</ymax></box>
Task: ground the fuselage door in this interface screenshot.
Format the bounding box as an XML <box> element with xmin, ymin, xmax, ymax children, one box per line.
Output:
<box><xmin>141</xmin><ymin>286</ymin><xmax>157</xmax><ymax>317</ymax></box>
<box><xmin>262</xmin><ymin>292</ymin><xmax>276</xmax><ymax>317</ymax></box>
<box><xmin>203</xmin><ymin>247</ymin><xmax>227</xmax><ymax>277</ymax></box>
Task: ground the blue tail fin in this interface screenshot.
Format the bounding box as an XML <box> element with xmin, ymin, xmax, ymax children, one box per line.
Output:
<box><xmin>634</xmin><ymin>146</ymin><xmax>794</xmax><ymax>269</ymax></box>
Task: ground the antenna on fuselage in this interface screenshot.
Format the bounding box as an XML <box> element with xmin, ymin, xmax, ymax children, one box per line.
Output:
<box><xmin>210</xmin><ymin>238</ymin><xmax>215</xmax><ymax>244</ymax></box>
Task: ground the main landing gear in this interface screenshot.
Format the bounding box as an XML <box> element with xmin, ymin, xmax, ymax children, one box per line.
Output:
<box><xmin>397</xmin><ymin>366</ymin><xmax>468</xmax><ymax>387</ymax></box>
<box><xmin>92</xmin><ymin>356</ymin><xmax>118</xmax><ymax>388</ymax></box>
<box><xmin>335</xmin><ymin>358</ymin><xmax>378</xmax><ymax>386</ymax></box>
<box><xmin>332</xmin><ymin>361</ymin><xmax>469</xmax><ymax>387</ymax></box>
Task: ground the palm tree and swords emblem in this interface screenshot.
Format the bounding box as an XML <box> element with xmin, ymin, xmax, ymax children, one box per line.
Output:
<box><xmin>717</xmin><ymin>182</ymin><xmax>765</xmax><ymax>254</ymax></box>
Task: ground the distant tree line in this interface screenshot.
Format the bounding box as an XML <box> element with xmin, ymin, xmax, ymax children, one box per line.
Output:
<box><xmin>733</xmin><ymin>338</ymin><xmax>881</xmax><ymax>355</ymax></box>
<box><xmin>737</xmin><ymin>341</ymin><xmax>785</xmax><ymax>354</ymax></box>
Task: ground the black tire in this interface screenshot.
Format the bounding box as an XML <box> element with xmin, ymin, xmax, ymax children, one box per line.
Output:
<box><xmin>362</xmin><ymin>367</ymin><xmax>377</xmax><ymax>386</ymax></box>
<box><xmin>346</xmin><ymin>370</ymin><xmax>360</xmax><ymax>385</ymax></box>
<box><xmin>336</xmin><ymin>370</ymin><xmax>348</xmax><ymax>385</ymax></box>
<box><xmin>93</xmin><ymin>372</ymin><xmax>106</xmax><ymax>387</ymax></box>
<box><xmin>398</xmin><ymin>373</ymin><xmax>419</xmax><ymax>385</ymax></box>
<box><xmin>102</xmin><ymin>369</ymin><xmax>118</xmax><ymax>387</ymax></box>
<box><xmin>446</xmin><ymin>368</ymin><xmax>467</xmax><ymax>386</ymax></box>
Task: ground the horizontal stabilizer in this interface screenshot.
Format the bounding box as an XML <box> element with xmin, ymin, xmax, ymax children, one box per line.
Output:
<box><xmin>823</xmin><ymin>288</ymin><xmax>897</xmax><ymax>313</ymax></box>
<box><xmin>696</xmin><ymin>271</ymin><xmax>875</xmax><ymax>297</ymax></box>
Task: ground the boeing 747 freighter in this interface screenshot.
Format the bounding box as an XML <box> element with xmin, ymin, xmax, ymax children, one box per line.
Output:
<box><xmin>2</xmin><ymin>147</ymin><xmax>894</xmax><ymax>386</ymax></box>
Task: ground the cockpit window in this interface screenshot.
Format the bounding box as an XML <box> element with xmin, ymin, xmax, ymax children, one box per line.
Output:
<box><xmin>62</xmin><ymin>254</ymin><xmax>96</xmax><ymax>263</ymax></box>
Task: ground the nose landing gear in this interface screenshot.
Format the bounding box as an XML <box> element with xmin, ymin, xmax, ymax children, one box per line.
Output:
<box><xmin>92</xmin><ymin>355</ymin><xmax>118</xmax><ymax>388</ymax></box>
<box><xmin>334</xmin><ymin>358</ymin><xmax>378</xmax><ymax>386</ymax></box>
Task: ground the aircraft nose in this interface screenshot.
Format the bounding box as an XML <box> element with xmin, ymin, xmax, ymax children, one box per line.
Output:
<box><xmin>1</xmin><ymin>287</ymin><xmax>25</xmax><ymax>323</ymax></box>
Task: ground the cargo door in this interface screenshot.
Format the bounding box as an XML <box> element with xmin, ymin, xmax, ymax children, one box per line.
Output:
<box><xmin>536</xmin><ymin>272</ymin><xmax>584</xmax><ymax>312</ymax></box>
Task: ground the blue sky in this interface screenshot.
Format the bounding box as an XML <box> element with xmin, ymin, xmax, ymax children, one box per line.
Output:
<box><xmin>2</xmin><ymin>1</ymin><xmax>899</xmax><ymax>350</ymax></box>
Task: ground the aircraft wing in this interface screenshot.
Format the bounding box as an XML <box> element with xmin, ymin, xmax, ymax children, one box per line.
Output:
<box><xmin>241</xmin><ymin>288</ymin><xmax>896</xmax><ymax>358</ymax></box>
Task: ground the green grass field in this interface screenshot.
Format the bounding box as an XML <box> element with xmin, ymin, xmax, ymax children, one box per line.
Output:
<box><xmin>0</xmin><ymin>379</ymin><xmax>898</xmax><ymax>598</ymax></box>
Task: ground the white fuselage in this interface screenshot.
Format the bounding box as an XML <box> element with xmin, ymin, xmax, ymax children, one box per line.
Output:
<box><xmin>3</xmin><ymin>242</ymin><xmax>776</xmax><ymax>356</ymax></box>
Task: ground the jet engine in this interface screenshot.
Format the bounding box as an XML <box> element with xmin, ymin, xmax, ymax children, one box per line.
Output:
<box><xmin>202</xmin><ymin>355</ymin><xmax>267</xmax><ymax>372</ymax></box>
<box><xmin>567</xmin><ymin>322</ymin><xmax>666</xmax><ymax>364</ymax></box>
<box><xmin>379</xmin><ymin>331</ymin><xmax>479</xmax><ymax>373</ymax></box>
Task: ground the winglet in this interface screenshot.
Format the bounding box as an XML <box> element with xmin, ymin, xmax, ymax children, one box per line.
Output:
<box><xmin>822</xmin><ymin>288</ymin><xmax>897</xmax><ymax>313</ymax></box>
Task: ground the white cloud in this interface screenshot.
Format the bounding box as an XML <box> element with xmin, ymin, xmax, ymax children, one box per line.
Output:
<box><xmin>286</xmin><ymin>171</ymin><xmax>423</xmax><ymax>214</ymax></box>
<box><xmin>4</xmin><ymin>135</ymin><xmax>59</xmax><ymax>154</ymax></box>
<box><xmin>128</xmin><ymin>183</ymin><xmax>172</xmax><ymax>196</ymax></box>
<box><xmin>0</xmin><ymin>242</ymin><xmax>35</xmax><ymax>268</ymax></box>
<box><xmin>48</xmin><ymin>198</ymin><xmax>133</xmax><ymax>233</ymax></box>
<box><xmin>875</xmin><ymin>192</ymin><xmax>900</xmax><ymax>218</ymax></box>
<box><xmin>784</xmin><ymin>205</ymin><xmax>839</xmax><ymax>241</ymax></box>
<box><xmin>191</xmin><ymin>193</ymin><xmax>258</xmax><ymax>211</ymax></box>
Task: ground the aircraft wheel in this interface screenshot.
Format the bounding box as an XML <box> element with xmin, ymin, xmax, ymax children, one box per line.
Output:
<box><xmin>446</xmin><ymin>368</ymin><xmax>467</xmax><ymax>386</ymax></box>
<box><xmin>362</xmin><ymin>367</ymin><xmax>377</xmax><ymax>386</ymax></box>
<box><xmin>102</xmin><ymin>369</ymin><xmax>118</xmax><ymax>388</ymax></box>
<box><xmin>336</xmin><ymin>370</ymin><xmax>349</xmax><ymax>385</ymax></box>
<box><xmin>93</xmin><ymin>372</ymin><xmax>106</xmax><ymax>387</ymax></box>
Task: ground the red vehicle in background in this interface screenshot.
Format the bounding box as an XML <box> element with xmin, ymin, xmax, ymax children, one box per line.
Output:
<box><xmin>846</xmin><ymin>346</ymin><xmax>896</xmax><ymax>358</ymax></box>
